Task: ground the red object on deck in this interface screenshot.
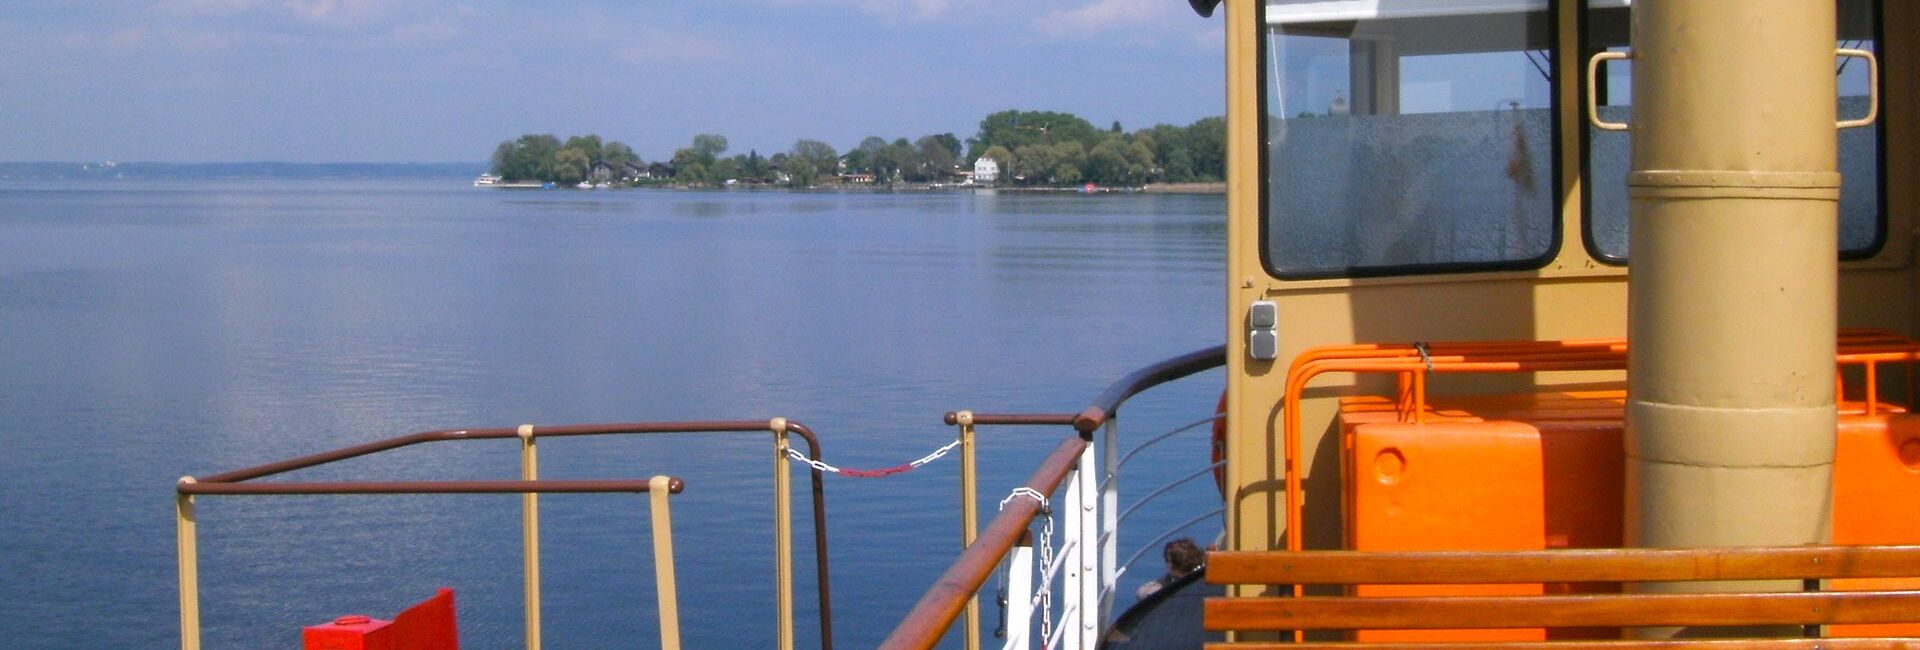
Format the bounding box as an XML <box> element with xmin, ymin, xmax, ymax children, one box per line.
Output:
<box><xmin>303</xmin><ymin>589</ymin><xmax>458</xmax><ymax>650</ymax></box>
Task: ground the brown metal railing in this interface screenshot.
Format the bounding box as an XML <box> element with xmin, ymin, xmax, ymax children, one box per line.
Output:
<box><xmin>1072</xmin><ymin>345</ymin><xmax>1228</xmax><ymax>434</ymax></box>
<box><xmin>176</xmin><ymin>475</ymin><xmax>685</xmax><ymax>650</ymax></box>
<box><xmin>176</xmin><ymin>419</ymin><xmax>836</xmax><ymax>650</ymax></box>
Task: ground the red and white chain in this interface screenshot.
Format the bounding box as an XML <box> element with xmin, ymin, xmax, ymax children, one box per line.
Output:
<box><xmin>782</xmin><ymin>437</ymin><xmax>963</xmax><ymax>478</ymax></box>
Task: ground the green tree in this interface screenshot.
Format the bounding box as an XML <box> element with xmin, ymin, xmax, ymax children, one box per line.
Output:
<box><xmin>885</xmin><ymin>138</ymin><xmax>920</xmax><ymax>183</ymax></box>
<box><xmin>791</xmin><ymin>139</ymin><xmax>838</xmax><ymax>178</ymax></box>
<box><xmin>1049</xmin><ymin>141</ymin><xmax>1087</xmax><ymax>184</ymax></box>
<box><xmin>1125</xmin><ymin>140</ymin><xmax>1156</xmax><ymax>182</ymax></box>
<box><xmin>553</xmin><ymin>147</ymin><xmax>590</xmax><ymax>184</ymax></box>
<box><xmin>968</xmin><ymin>110</ymin><xmax>1099</xmax><ymax>159</ymax></box>
<box><xmin>743</xmin><ymin>150</ymin><xmax>769</xmax><ymax>180</ymax></box>
<box><xmin>852</xmin><ymin>136</ymin><xmax>889</xmax><ymax>174</ymax></box>
<box><xmin>1141</xmin><ymin>123</ymin><xmax>1197</xmax><ymax>181</ymax></box>
<box><xmin>842</xmin><ymin>148</ymin><xmax>870</xmax><ymax>174</ymax></box>
<box><xmin>1012</xmin><ymin>144</ymin><xmax>1053</xmax><ymax>184</ymax></box>
<box><xmin>1184</xmin><ymin>117</ymin><xmax>1226</xmax><ymax>181</ymax></box>
<box><xmin>674</xmin><ymin>161</ymin><xmax>708</xmax><ymax>185</ymax></box>
<box><xmin>1087</xmin><ymin>137</ymin><xmax>1132</xmax><ymax>185</ymax></box>
<box><xmin>711</xmin><ymin>155</ymin><xmax>742</xmax><ymax>183</ymax></box>
<box><xmin>490</xmin><ymin>141</ymin><xmax>516</xmax><ymax>177</ymax></box>
<box><xmin>603</xmin><ymin>141</ymin><xmax>638</xmax><ymax>165</ymax></box>
<box><xmin>670</xmin><ymin>147</ymin><xmax>704</xmax><ymax>172</ymax></box>
<box><xmin>563</xmin><ymin>135</ymin><xmax>603</xmax><ymax>164</ymax></box>
<box><xmin>691</xmin><ymin>134</ymin><xmax>728</xmax><ymax>162</ymax></box>
<box><xmin>783</xmin><ymin>156</ymin><xmax>818</xmax><ymax>188</ymax></box>
<box><xmin>490</xmin><ymin>134</ymin><xmax>561</xmax><ymax>181</ymax></box>
<box><xmin>929</xmin><ymin>133</ymin><xmax>962</xmax><ymax>159</ymax></box>
<box><xmin>980</xmin><ymin>144</ymin><xmax>1014</xmax><ymax>169</ymax></box>
<box><xmin>914</xmin><ymin>135</ymin><xmax>957</xmax><ymax>181</ymax></box>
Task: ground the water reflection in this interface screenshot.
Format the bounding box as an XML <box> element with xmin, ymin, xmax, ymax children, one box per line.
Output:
<box><xmin>0</xmin><ymin>180</ymin><xmax>1224</xmax><ymax>648</ymax></box>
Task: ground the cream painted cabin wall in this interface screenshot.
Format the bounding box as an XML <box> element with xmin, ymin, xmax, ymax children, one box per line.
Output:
<box><xmin>1222</xmin><ymin>0</ymin><xmax>1918</xmax><ymax>557</ymax></box>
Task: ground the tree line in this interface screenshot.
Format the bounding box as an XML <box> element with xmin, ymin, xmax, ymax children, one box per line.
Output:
<box><xmin>488</xmin><ymin>109</ymin><xmax>1224</xmax><ymax>188</ymax></box>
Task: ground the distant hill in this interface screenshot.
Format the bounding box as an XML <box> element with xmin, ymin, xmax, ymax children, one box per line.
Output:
<box><xmin>0</xmin><ymin>162</ymin><xmax>485</xmax><ymax>181</ymax></box>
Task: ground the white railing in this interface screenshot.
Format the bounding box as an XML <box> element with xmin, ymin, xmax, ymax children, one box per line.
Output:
<box><xmin>882</xmin><ymin>345</ymin><xmax>1225</xmax><ymax>650</ymax></box>
<box><xmin>995</xmin><ymin>412</ymin><xmax>1224</xmax><ymax>650</ymax></box>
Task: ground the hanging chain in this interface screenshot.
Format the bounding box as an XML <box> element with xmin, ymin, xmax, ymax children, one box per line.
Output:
<box><xmin>1001</xmin><ymin>487</ymin><xmax>1054</xmax><ymax>644</ymax></box>
<box><xmin>783</xmin><ymin>437</ymin><xmax>963</xmax><ymax>478</ymax></box>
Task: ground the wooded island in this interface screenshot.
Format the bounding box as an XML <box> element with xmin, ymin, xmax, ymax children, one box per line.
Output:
<box><xmin>488</xmin><ymin>109</ymin><xmax>1224</xmax><ymax>189</ymax></box>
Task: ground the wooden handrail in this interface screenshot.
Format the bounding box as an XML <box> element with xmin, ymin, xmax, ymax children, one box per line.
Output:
<box><xmin>1204</xmin><ymin>545</ymin><xmax>1920</xmax><ymax>646</ymax></box>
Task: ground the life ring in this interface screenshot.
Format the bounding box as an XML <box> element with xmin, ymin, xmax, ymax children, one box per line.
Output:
<box><xmin>1211</xmin><ymin>390</ymin><xmax>1228</xmax><ymax>495</ymax></box>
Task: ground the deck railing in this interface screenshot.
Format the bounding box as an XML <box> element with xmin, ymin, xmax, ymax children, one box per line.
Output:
<box><xmin>175</xmin><ymin>419</ymin><xmax>837</xmax><ymax>650</ymax></box>
<box><xmin>892</xmin><ymin>345</ymin><xmax>1227</xmax><ymax>650</ymax></box>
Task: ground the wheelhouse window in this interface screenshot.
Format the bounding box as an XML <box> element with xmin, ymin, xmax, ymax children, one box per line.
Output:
<box><xmin>1262</xmin><ymin>0</ymin><xmax>1558</xmax><ymax>279</ymax></box>
<box><xmin>1583</xmin><ymin>0</ymin><xmax>1885</xmax><ymax>262</ymax></box>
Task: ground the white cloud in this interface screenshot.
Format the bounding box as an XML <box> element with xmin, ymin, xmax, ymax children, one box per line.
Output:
<box><xmin>734</xmin><ymin>0</ymin><xmax>1006</xmax><ymax>22</ymax></box>
<box><xmin>54</xmin><ymin>25</ymin><xmax>242</xmax><ymax>53</ymax></box>
<box><xmin>151</xmin><ymin>0</ymin><xmax>408</xmax><ymax>29</ymax></box>
<box><xmin>615</xmin><ymin>29</ymin><xmax>734</xmax><ymax>64</ymax></box>
<box><xmin>280</xmin><ymin>0</ymin><xmax>392</xmax><ymax>27</ymax></box>
<box><xmin>382</xmin><ymin>19</ymin><xmax>462</xmax><ymax>48</ymax></box>
<box><xmin>848</xmin><ymin>0</ymin><xmax>962</xmax><ymax>20</ymax></box>
<box><xmin>1035</xmin><ymin>0</ymin><xmax>1170</xmax><ymax>36</ymax></box>
<box><xmin>153</xmin><ymin>0</ymin><xmax>265</xmax><ymax>16</ymax></box>
<box><xmin>1194</xmin><ymin>25</ymin><xmax>1224</xmax><ymax>50</ymax></box>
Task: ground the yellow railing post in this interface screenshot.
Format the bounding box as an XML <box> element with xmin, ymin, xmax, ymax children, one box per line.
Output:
<box><xmin>648</xmin><ymin>476</ymin><xmax>682</xmax><ymax>650</ymax></box>
<box><xmin>518</xmin><ymin>424</ymin><xmax>542</xmax><ymax>650</ymax></box>
<box><xmin>770</xmin><ymin>417</ymin><xmax>794</xmax><ymax>650</ymax></box>
<box><xmin>176</xmin><ymin>477</ymin><xmax>200</xmax><ymax>650</ymax></box>
<box><xmin>957</xmin><ymin>411</ymin><xmax>980</xmax><ymax>650</ymax></box>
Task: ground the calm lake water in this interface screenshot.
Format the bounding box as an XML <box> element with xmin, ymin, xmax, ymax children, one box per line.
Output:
<box><xmin>0</xmin><ymin>180</ymin><xmax>1224</xmax><ymax>648</ymax></box>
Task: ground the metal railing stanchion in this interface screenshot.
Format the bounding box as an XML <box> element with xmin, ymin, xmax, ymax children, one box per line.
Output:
<box><xmin>1061</xmin><ymin>463</ymin><xmax>1084</xmax><ymax>650</ymax></box>
<box><xmin>648</xmin><ymin>475</ymin><xmax>682</xmax><ymax>650</ymax></box>
<box><xmin>1098</xmin><ymin>419</ymin><xmax>1117</xmax><ymax>624</ymax></box>
<box><xmin>176</xmin><ymin>477</ymin><xmax>201</xmax><ymax>650</ymax></box>
<box><xmin>957</xmin><ymin>411</ymin><xmax>981</xmax><ymax>650</ymax></box>
<box><xmin>1003</xmin><ymin>533</ymin><xmax>1034</xmax><ymax>650</ymax></box>
<box><xmin>771</xmin><ymin>417</ymin><xmax>795</xmax><ymax>650</ymax></box>
<box><xmin>1074</xmin><ymin>445</ymin><xmax>1099</xmax><ymax>650</ymax></box>
<box><xmin>518</xmin><ymin>424</ymin><xmax>542</xmax><ymax>650</ymax></box>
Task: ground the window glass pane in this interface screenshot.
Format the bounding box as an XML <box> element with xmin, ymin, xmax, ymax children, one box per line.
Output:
<box><xmin>1584</xmin><ymin>3</ymin><xmax>1630</xmax><ymax>259</ymax></box>
<box><xmin>1837</xmin><ymin>0</ymin><xmax>1882</xmax><ymax>254</ymax></box>
<box><xmin>1263</xmin><ymin>3</ymin><xmax>1557</xmax><ymax>277</ymax></box>
<box><xmin>1584</xmin><ymin>0</ymin><xmax>1883</xmax><ymax>261</ymax></box>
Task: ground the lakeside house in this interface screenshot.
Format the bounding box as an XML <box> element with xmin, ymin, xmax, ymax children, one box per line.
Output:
<box><xmin>972</xmin><ymin>157</ymin><xmax>1000</xmax><ymax>184</ymax></box>
<box><xmin>590</xmin><ymin>160</ymin><xmax>655</xmax><ymax>183</ymax></box>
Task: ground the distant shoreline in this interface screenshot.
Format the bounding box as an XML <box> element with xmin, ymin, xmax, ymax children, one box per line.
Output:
<box><xmin>0</xmin><ymin>161</ymin><xmax>482</xmax><ymax>181</ymax></box>
<box><xmin>482</xmin><ymin>182</ymin><xmax>1227</xmax><ymax>195</ymax></box>
<box><xmin>1140</xmin><ymin>182</ymin><xmax>1226</xmax><ymax>194</ymax></box>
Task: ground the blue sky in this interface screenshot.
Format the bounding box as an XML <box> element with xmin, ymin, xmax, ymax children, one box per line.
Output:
<box><xmin>0</xmin><ymin>0</ymin><xmax>1225</xmax><ymax>163</ymax></box>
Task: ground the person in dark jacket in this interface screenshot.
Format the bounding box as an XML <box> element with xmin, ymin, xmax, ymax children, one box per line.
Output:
<box><xmin>1135</xmin><ymin>538</ymin><xmax>1205</xmax><ymax>598</ymax></box>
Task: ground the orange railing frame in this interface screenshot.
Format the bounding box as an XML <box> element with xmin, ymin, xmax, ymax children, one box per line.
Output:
<box><xmin>1278</xmin><ymin>328</ymin><xmax>1920</xmax><ymax>563</ymax></box>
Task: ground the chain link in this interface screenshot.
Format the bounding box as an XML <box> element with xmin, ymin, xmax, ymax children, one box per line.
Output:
<box><xmin>782</xmin><ymin>437</ymin><xmax>963</xmax><ymax>478</ymax></box>
<box><xmin>1001</xmin><ymin>487</ymin><xmax>1054</xmax><ymax>644</ymax></box>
